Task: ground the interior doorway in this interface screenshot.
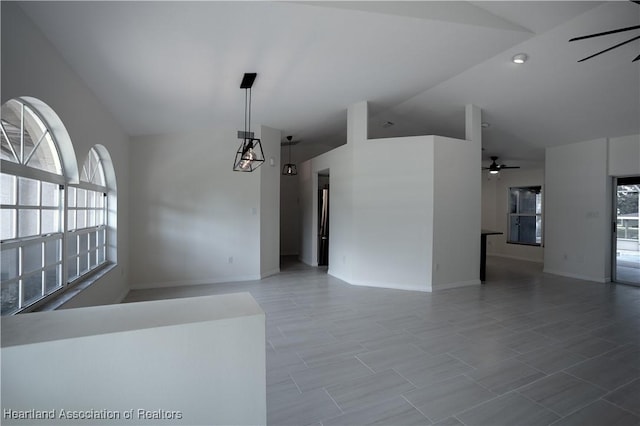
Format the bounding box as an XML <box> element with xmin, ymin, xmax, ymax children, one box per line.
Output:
<box><xmin>613</xmin><ymin>176</ymin><xmax>640</xmax><ymax>286</ymax></box>
<box><xmin>318</xmin><ymin>171</ymin><xmax>329</xmax><ymax>267</ymax></box>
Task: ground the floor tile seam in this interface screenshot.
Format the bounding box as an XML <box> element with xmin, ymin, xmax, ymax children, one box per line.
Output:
<box><xmin>465</xmin><ymin>368</ymin><xmax>548</xmax><ymax>396</ymax></box>
<box><xmin>398</xmin><ymin>394</ymin><xmax>436</xmax><ymax>425</ymax></box>
<box><xmin>551</xmin><ymin>397</ymin><xmax>625</xmax><ymax>423</ymax></box>
<box><xmin>391</xmin><ymin>367</ymin><xmax>423</xmax><ymax>389</ymax></box>
<box><xmin>321</xmin><ymin>388</ymin><xmax>345</xmax><ymax>417</ymax></box>
<box><xmin>568</xmin><ymin>349</ymin><xmax>640</xmax><ymax>369</ymax></box>
<box><xmin>442</xmin><ymin>352</ymin><xmax>479</xmax><ymax>371</ymax></box>
<box><xmin>515</xmin><ymin>354</ymin><xmax>584</xmax><ymax>375</ymax></box>
<box><xmin>513</xmin><ymin>388</ymin><xmax>567</xmax><ymax>419</ymax></box>
<box><xmin>559</xmin><ymin>369</ymin><xmax>612</xmax><ymax>393</ymax></box>
<box><xmin>599</xmin><ymin>397</ymin><xmax>640</xmax><ymax>419</ymax></box>
<box><xmin>285</xmin><ymin>372</ymin><xmax>304</xmax><ymax>395</ymax></box>
<box><xmin>601</xmin><ymin>376</ymin><xmax>640</xmax><ymax>399</ymax></box>
<box><xmin>441</xmin><ymin>387</ymin><xmax>506</xmax><ymax>424</ymax></box>
<box><xmin>325</xmin><ymin>388</ymin><xmax>410</xmax><ymax>422</ymax></box>
<box><xmin>353</xmin><ymin>354</ymin><xmax>377</xmax><ymax>375</ymax></box>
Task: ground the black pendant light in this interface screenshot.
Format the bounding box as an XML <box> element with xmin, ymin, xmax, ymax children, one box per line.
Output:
<box><xmin>282</xmin><ymin>135</ymin><xmax>298</xmax><ymax>176</ymax></box>
<box><xmin>233</xmin><ymin>73</ymin><xmax>265</xmax><ymax>172</ymax></box>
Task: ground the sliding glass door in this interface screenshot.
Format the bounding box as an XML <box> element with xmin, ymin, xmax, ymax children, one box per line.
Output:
<box><xmin>614</xmin><ymin>177</ymin><xmax>640</xmax><ymax>286</ymax></box>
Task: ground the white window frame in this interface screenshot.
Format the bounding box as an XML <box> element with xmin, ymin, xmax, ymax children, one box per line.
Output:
<box><xmin>1</xmin><ymin>99</ymin><xmax>113</xmax><ymax>315</ymax></box>
<box><xmin>507</xmin><ymin>185</ymin><xmax>543</xmax><ymax>246</ymax></box>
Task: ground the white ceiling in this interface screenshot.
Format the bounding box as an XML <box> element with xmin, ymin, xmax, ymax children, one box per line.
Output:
<box><xmin>17</xmin><ymin>1</ymin><xmax>640</xmax><ymax>164</ymax></box>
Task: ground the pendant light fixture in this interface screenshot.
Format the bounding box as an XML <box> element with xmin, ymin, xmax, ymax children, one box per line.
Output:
<box><xmin>282</xmin><ymin>135</ymin><xmax>298</xmax><ymax>176</ymax></box>
<box><xmin>233</xmin><ymin>73</ymin><xmax>265</xmax><ymax>172</ymax></box>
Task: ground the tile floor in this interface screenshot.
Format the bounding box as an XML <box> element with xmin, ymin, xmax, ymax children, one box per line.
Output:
<box><xmin>124</xmin><ymin>256</ymin><xmax>640</xmax><ymax>426</ymax></box>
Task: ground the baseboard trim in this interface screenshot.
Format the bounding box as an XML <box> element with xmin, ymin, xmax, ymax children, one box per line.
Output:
<box><xmin>347</xmin><ymin>279</ymin><xmax>432</xmax><ymax>293</ymax></box>
<box><xmin>131</xmin><ymin>274</ymin><xmax>263</xmax><ymax>290</ymax></box>
<box><xmin>543</xmin><ymin>268</ymin><xmax>608</xmax><ymax>283</ymax></box>
<box><xmin>487</xmin><ymin>253</ymin><xmax>544</xmax><ymax>264</ymax></box>
<box><xmin>260</xmin><ymin>268</ymin><xmax>280</xmax><ymax>279</ymax></box>
<box><xmin>433</xmin><ymin>279</ymin><xmax>482</xmax><ymax>291</ymax></box>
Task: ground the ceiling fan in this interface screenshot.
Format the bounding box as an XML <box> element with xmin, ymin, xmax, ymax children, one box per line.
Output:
<box><xmin>569</xmin><ymin>1</ymin><xmax>640</xmax><ymax>62</ymax></box>
<box><xmin>482</xmin><ymin>156</ymin><xmax>520</xmax><ymax>174</ymax></box>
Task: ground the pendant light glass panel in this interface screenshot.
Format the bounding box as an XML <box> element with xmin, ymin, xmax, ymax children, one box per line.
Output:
<box><xmin>234</xmin><ymin>138</ymin><xmax>264</xmax><ymax>172</ymax></box>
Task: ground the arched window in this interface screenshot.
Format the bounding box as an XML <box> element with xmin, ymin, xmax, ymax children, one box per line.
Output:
<box><xmin>1</xmin><ymin>98</ymin><xmax>115</xmax><ymax>315</ymax></box>
<box><xmin>67</xmin><ymin>148</ymin><xmax>108</xmax><ymax>281</ymax></box>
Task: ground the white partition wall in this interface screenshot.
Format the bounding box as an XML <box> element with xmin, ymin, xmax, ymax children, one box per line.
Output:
<box><xmin>299</xmin><ymin>101</ymin><xmax>481</xmax><ymax>291</ymax></box>
<box><xmin>1</xmin><ymin>293</ymin><xmax>266</xmax><ymax>426</ymax></box>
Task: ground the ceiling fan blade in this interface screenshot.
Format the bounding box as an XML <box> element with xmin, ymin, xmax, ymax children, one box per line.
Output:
<box><xmin>633</xmin><ymin>53</ymin><xmax>640</xmax><ymax>62</ymax></box>
<box><xmin>499</xmin><ymin>166</ymin><xmax>521</xmax><ymax>169</ymax></box>
<box><xmin>569</xmin><ymin>25</ymin><xmax>640</xmax><ymax>42</ymax></box>
<box><xmin>632</xmin><ymin>1</ymin><xmax>640</xmax><ymax>5</ymax></box>
<box><xmin>578</xmin><ymin>35</ymin><xmax>640</xmax><ymax>62</ymax></box>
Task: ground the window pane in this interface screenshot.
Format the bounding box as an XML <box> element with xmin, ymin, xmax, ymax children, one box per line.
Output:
<box><xmin>77</xmin><ymin>188</ymin><xmax>86</xmax><ymax>208</ymax></box>
<box><xmin>89</xmin><ymin>231</ymin><xmax>97</xmax><ymax>250</ymax></box>
<box><xmin>68</xmin><ymin>209</ymin><xmax>76</xmax><ymax>230</ymax></box>
<box><xmin>18</xmin><ymin>209</ymin><xmax>38</xmax><ymax>237</ymax></box>
<box><xmin>79</xmin><ymin>253</ymin><xmax>88</xmax><ymax>274</ymax></box>
<box><xmin>1</xmin><ymin>248</ymin><xmax>19</xmax><ymax>280</ymax></box>
<box><xmin>67</xmin><ymin>234</ymin><xmax>77</xmax><ymax>257</ymax></box>
<box><xmin>509</xmin><ymin>216</ymin><xmax>538</xmax><ymax>245</ymax></box>
<box><xmin>1</xmin><ymin>209</ymin><xmax>16</xmax><ymax>240</ymax></box>
<box><xmin>1</xmin><ymin>281</ymin><xmax>19</xmax><ymax>315</ymax></box>
<box><xmin>89</xmin><ymin>249</ymin><xmax>98</xmax><ymax>269</ymax></box>
<box><xmin>18</xmin><ymin>177</ymin><xmax>39</xmax><ymax>206</ymax></box>
<box><xmin>41</xmin><ymin>209</ymin><xmax>60</xmax><ymax>234</ymax></box>
<box><xmin>87</xmin><ymin>191</ymin><xmax>96</xmax><ymax>208</ymax></box>
<box><xmin>45</xmin><ymin>265</ymin><xmax>61</xmax><ymax>293</ymax></box>
<box><xmin>98</xmin><ymin>228</ymin><xmax>106</xmax><ymax>249</ymax></box>
<box><xmin>68</xmin><ymin>187</ymin><xmax>76</xmax><ymax>207</ymax></box>
<box><xmin>519</xmin><ymin>189</ymin><xmax>537</xmax><ymax>214</ymax></box>
<box><xmin>1</xmin><ymin>174</ymin><xmax>16</xmax><ymax>204</ymax></box>
<box><xmin>41</xmin><ymin>181</ymin><xmax>59</xmax><ymax>207</ymax></box>
<box><xmin>23</xmin><ymin>242</ymin><xmax>42</xmax><ymax>273</ymax></box>
<box><xmin>77</xmin><ymin>209</ymin><xmax>86</xmax><ymax>229</ymax></box>
<box><xmin>67</xmin><ymin>257</ymin><xmax>78</xmax><ymax>282</ymax></box>
<box><xmin>0</xmin><ymin>100</ymin><xmax>22</xmax><ymax>163</ymax></box>
<box><xmin>45</xmin><ymin>239</ymin><xmax>61</xmax><ymax>266</ymax></box>
<box><xmin>23</xmin><ymin>273</ymin><xmax>43</xmax><ymax>306</ymax></box>
<box><xmin>98</xmin><ymin>246</ymin><xmax>106</xmax><ymax>264</ymax></box>
<box><xmin>96</xmin><ymin>209</ymin><xmax>104</xmax><ymax>226</ymax></box>
<box><xmin>88</xmin><ymin>209</ymin><xmax>96</xmax><ymax>227</ymax></box>
<box><xmin>79</xmin><ymin>233</ymin><xmax>88</xmax><ymax>253</ymax></box>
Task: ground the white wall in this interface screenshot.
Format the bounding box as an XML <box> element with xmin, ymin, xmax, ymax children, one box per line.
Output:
<box><xmin>299</xmin><ymin>102</ymin><xmax>481</xmax><ymax>291</ymax></box>
<box><xmin>280</xmin><ymin>160</ymin><xmax>300</xmax><ymax>256</ymax></box>
<box><xmin>481</xmin><ymin>168</ymin><xmax>545</xmax><ymax>263</ymax></box>
<box><xmin>260</xmin><ymin>126</ymin><xmax>281</xmax><ymax>277</ymax></box>
<box><xmin>544</xmin><ymin>139</ymin><xmax>611</xmax><ymax>282</ymax></box>
<box><xmin>351</xmin><ymin>136</ymin><xmax>435</xmax><ymax>291</ymax></box>
<box><xmin>298</xmin><ymin>144</ymin><xmax>354</xmax><ymax>282</ymax></box>
<box><xmin>432</xmin><ymin>136</ymin><xmax>481</xmax><ymax>290</ymax></box>
<box><xmin>1</xmin><ymin>293</ymin><xmax>266</xmax><ymax>426</ymax></box>
<box><xmin>129</xmin><ymin>128</ymin><xmax>271</xmax><ymax>288</ymax></box>
<box><xmin>609</xmin><ymin>134</ymin><xmax>640</xmax><ymax>177</ymax></box>
<box><xmin>1</xmin><ymin>2</ymin><xmax>130</xmax><ymax>307</ymax></box>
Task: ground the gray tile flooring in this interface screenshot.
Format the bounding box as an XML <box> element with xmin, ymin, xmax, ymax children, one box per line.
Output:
<box><xmin>124</xmin><ymin>256</ymin><xmax>640</xmax><ymax>426</ymax></box>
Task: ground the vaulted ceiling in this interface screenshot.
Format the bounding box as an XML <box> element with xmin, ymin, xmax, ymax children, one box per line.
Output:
<box><xmin>16</xmin><ymin>1</ymin><xmax>640</xmax><ymax>164</ymax></box>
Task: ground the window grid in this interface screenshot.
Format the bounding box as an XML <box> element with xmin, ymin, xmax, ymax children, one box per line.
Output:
<box><xmin>1</xmin><ymin>99</ymin><xmax>113</xmax><ymax>315</ymax></box>
<box><xmin>508</xmin><ymin>186</ymin><xmax>542</xmax><ymax>246</ymax></box>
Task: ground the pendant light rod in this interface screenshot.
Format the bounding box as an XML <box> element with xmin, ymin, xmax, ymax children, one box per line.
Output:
<box><xmin>233</xmin><ymin>73</ymin><xmax>264</xmax><ymax>172</ymax></box>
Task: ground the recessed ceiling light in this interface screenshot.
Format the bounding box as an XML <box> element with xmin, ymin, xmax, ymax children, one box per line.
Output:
<box><xmin>512</xmin><ymin>53</ymin><xmax>528</xmax><ymax>64</ymax></box>
<box><xmin>382</xmin><ymin>121</ymin><xmax>394</xmax><ymax>128</ymax></box>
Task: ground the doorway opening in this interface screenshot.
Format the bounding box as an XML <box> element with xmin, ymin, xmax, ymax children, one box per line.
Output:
<box><xmin>318</xmin><ymin>170</ymin><xmax>329</xmax><ymax>267</ymax></box>
<box><xmin>614</xmin><ymin>176</ymin><xmax>640</xmax><ymax>286</ymax></box>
